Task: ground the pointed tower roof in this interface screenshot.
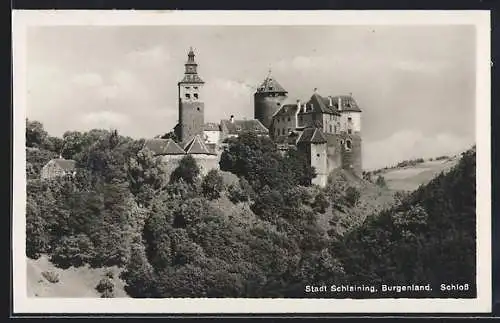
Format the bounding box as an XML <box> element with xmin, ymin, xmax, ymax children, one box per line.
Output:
<box><xmin>255</xmin><ymin>70</ymin><xmax>287</xmax><ymax>94</ymax></box>
<box><xmin>183</xmin><ymin>135</ymin><xmax>214</xmax><ymax>155</ymax></box>
<box><xmin>179</xmin><ymin>47</ymin><xmax>204</xmax><ymax>84</ymax></box>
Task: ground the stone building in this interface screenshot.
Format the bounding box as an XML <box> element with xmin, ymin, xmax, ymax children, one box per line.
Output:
<box><xmin>174</xmin><ymin>47</ymin><xmax>205</xmax><ymax>146</ymax></box>
<box><xmin>144</xmin><ymin>49</ymin><xmax>362</xmax><ymax>187</ymax></box>
<box><xmin>143</xmin><ymin>136</ymin><xmax>218</xmax><ymax>178</ymax></box>
<box><xmin>40</xmin><ymin>156</ymin><xmax>76</xmax><ymax>180</ymax></box>
<box><xmin>254</xmin><ymin>73</ymin><xmax>363</xmax><ymax>185</ymax></box>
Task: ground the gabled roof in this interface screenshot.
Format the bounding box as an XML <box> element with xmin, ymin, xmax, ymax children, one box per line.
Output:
<box><xmin>184</xmin><ymin>135</ymin><xmax>214</xmax><ymax>155</ymax></box>
<box><xmin>204</xmin><ymin>122</ymin><xmax>221</xmax><ymax>131</ymax></box>
<box><xmin>299</xmin><ymin>93</ymin><xmax>340</xmax><ymax>115</ymax></box>
<box><xmin>274</xmin><ymin>131</ymin><xmax>300</xmax><ymax>145</ymax></box>
<box><xmin>221</xmin><ymin>119</ymin><xmax>269</xmax><ymax>136</ymax></box>
<box><xmin>255</xmin><ymin>75</ymin><xmax>287</xmax><ymax>94</ymax></box>
<box><xmin>297</xmin><ymin>127</ymin><xmax>328</xmax><ymax>144</ymax></box>
<box><xmin>330</xmin><ymin>95</ymin><xmax>362</xmax><ymax>112</ymax></box>
<box><xmin>51</xmin><ymin>158</ymin><xmax>76</xmax><ymax>170</ymax></box>
<box><xmin>273</xmin><ymin>104</ymin><xmax>299</xmax><ymax>118</ymax></box>
<box><xmin>143</xmin><ymin>138</ymin><xmax>186</xmax><ymax>156</ymax></box>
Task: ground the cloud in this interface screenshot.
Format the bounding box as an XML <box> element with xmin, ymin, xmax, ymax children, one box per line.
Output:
<box><xmin>126</xmin><ymin>46</ymin><xmax>170</xmax><ymax>67</ymax></box>
<box><xmin>203</xmin><ymin>77</ymin><xmax>255</xmax><ymax>122</ymax></box>
<box><xmin>82</xmin><ymin>110</ymin><xmax>131</xmax><ymax>129</ymax></box>
<box><xmin>71</xmin><ymin>72</ymin><xmax>103</xmax><ymax>87</ymax></box>
<box><xmin>393</xmin><ymin>60</ymin><xmax>451</xmax><ymax>74</ymax></box>
<box><xmin>275</xmin><ymin>55</ymin><xmax>327</xmax><ymax>71</ymax></box>
<box><xmin>363</xmin><ymin>130</ymin><xmax>475</xmax><ymax>170</ymax></box>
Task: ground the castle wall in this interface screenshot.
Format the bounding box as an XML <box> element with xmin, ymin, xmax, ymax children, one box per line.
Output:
<box><xmin>159</xmin><ymin>154</ymin><xmax>219</xmax><ymax>182</ymax></box>
<box><xmin>254</xmin><ymin>93</ymin><xmax>287</xmax><ymax>129</ymax></box>
<box><xmin>339</xmin><ymin>132</ymin><xmax>362</xmax><ymax>177</ymax></box>
<box><xmin>322</xmin><ymin>114</ymin><xmax>340</xmax><ymax>135</ymax></box>
<box><xmin>310</xmin><ymin>142</ymin><xmax>328</xmax><ymax>187</ymax></box>
<box><xmin>273</xmin><ymin>114</ymin><xmax>297</xmax><ymax>138</ymax></box>
<box><xmin>339</xmin><ymin>111</ymin><xmax>361</xmax><ymax>133</ymax></box>
<box><xmin>325</xmin><ymin>133</ymin><xmax>342</xmax><ymax>174</ymax></box>
<box><xmin>178</xmin><ymin>101</ymin><xmax>205</xmax><ymax>143</ymax></box>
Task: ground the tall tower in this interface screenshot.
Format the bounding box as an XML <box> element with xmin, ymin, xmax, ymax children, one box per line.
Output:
<box><xmin>254</xmin><ymin>71</ymin><xmax>288</xmax><ymax>130</ymax></box>
<box><xmin>176</xmin><ymin>47</ymin><xmax>205</xmax><ymax>144</ymax></box>
<box><xmin>336</xmin><ymin>95</ymin><xmax>362</xmax><ymax>177</ymax></box>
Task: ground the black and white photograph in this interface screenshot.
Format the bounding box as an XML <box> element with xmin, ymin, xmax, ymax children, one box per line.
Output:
<box><xmin>12</xmin><ymin>10</ymin><xmax>491</xmax><ymax>314</ymax></box>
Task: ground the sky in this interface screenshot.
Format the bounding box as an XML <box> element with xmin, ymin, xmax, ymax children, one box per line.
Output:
<box><xmin>25</xmin><ymin>25</ymin><xmax>476</xmax><ymax>170</ymax></box>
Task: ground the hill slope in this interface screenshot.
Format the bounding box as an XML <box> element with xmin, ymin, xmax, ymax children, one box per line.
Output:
<box><xmin>27</xmin><ymin>255</ymin><xmax>129</xmax><ymax>298</ymax></box>
<box><xmin>375</xmin><ymin>156</ymin><xmax>460</xmax><ymax>192</ymax></box>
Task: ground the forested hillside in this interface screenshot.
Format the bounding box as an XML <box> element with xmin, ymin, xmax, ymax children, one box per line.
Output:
<box><xmin>25</xmin><ymin>119</ymin><xmax>476</xmax><ymax>298</ymax></box>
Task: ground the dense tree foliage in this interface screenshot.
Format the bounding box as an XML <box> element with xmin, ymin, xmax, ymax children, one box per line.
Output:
<box><xmin>25</xmin><ymin>120</ymin><xmax>476</xmax><ymax>298</ymax></box>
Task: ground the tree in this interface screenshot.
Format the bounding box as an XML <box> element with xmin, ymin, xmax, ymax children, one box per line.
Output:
<box><xmin>126</xmin><ymin>149</ymin><xmax>167</xmax><ymax>207</ymax></box>
<box><xmin>170</xmin><ymin>155</ymin><xmax>200</xmax><ymax>185</ymax></box>
<box><xmin>375</xmin><ymin>175</ymin><xmax>387</xmax><ymax>188</ymax></box>
<box><xmin>344</xmin><ymin>186</ymin><xmax>360</xmax><ymax>207</ymax></box>
<box><xmin>201</xmin><ymin>169</ymin><xmax>224</xmax><ymax>200</ymax></box>
<box><xmin>26</xmin><ymin>119</ymin><xmax>48</xmax><ymax>148</ymax></box>
<box><xmin>50</xmin><ymin>234</ymin><xmax>96</xmax><ymax>269</ymax></box>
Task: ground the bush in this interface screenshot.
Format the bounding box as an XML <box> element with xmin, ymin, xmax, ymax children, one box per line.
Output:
<box><xmin>202</xmin><ymin>170</ymin><xmax>224</xmax><ymax>200</ymax></box>
<box><xmin>41</xmin><ymin>271</ymin><xmax>60</xmax><ymax>283</ymax></box>
<box><xmin>96</xmin><ymin>277</ymin><xmax>115</xmax><ymax>294</ymax></box>
<box><xmin>375</xmin><ymin>175</ymin><xmax>387</xmax><ymax>188</ymax></box>
<box><xmin>101</xmin><ymin>289</ymin><xmax>115</xmax><ymax>298</ymax></box>
<box><xmin>228</xmin><ymin>178</ymin><xmax>256</xmax><ymax>203</ymax></box>
<box><xmin>50</xmin><ymin>234</ymin><xmax>95</xmax><ymax>269</ymax></box>
<box><xmin>344</xmin><ymin>186</ymin><xmax>360</xmax><ymax>207</ymax></box>
<box><xmin>170</xmin><ymin>155</ymin><xmax>200</xmax><ymax>185</ymax></box>
<box><xmin>105</xmin><ymin>270</ymin><xmax>114</xmax><ymax>279</ymax></box>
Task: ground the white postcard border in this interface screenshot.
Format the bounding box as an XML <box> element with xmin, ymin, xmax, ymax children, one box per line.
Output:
<box><xmin>12</xmin><ymin>10</ymin><xmax>492</xmax><ymax>314</ymax></box>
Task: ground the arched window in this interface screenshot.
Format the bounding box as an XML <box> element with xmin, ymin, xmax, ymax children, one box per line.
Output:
<box><xmin>346</xmin><ymin>139</ymin><xmax>352</xmax><ymax>150</ymax></box>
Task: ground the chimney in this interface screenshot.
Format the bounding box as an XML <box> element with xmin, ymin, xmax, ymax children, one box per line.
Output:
<box><xmin>296</xmin><ymin>99</ymin><xmax>301</xmax><ymax>109</ymax></box>
<box><xmin>328</xmin><ymin>96</ymin><xmax>333</xmax><ymax>107</ymax></box>
<box><xmin>313</xmin><ymin>87</ymin><xmax>318</xmax><ymax>93</ymax></box>
<box><xmin>230</xmin><ymin>115</ymin><xmax>234</xmax><ymax>123</ymax></box>
<box><xmin>338</xmin><ymin>97</ymin><xmax>342</xmax><ymax>111</ymax></box>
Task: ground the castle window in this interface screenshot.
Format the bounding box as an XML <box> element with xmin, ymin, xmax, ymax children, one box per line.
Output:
<box><xmin>329</xmin><ymin>125</ymin><xmax>333</xmax><ymax>133</ymax></box>
<box><xmin>316</xmin><ymin>153</ymin><xmax>320</xmax><ymax>157</ymax></box>
<box><xmin>194</xmin><ymin>86</ymin><xmax>198</xmax><ymax>90</ymax></box>
<box><xmin>346</xmin><ymin>140</ymin><xmax>352</xmax><ymax>150</ymax></box>
<box><xmin>287</xmin><ymin>117</ymin><xmax>291</xmax><ymax>122</ymax></box>
<box><xmin>194</xmin><ymin>93</ymin><xmax>199</xmax><ymax>99</ymax></box>
<box><xmin>282</xmin><ymin>128</ymin><xmax>285</xmax><ymax>135</ymax></box>
<box><xmin>277</xmin><ymin>102</ymin><xmax>281</xmax><ymax>106</ymax></box>
<box><xmin>197</xmin><ymin>107</ymin><xmax>201</xmax><ymax>111</ymax></box>
<box><xmin>347</xmin><ymin>129</ymin><xmax>352</xmax><ymax>134</ymax></box>
<box><xmin>186</xmin><ymin>86</ymin><xmax>191</xmax><ymax>90</ymax></box>
<box><xmin>299</xmin><ymin>116</ymin><xmax>303</xmax><ymax>122</ymax></box>
<box><xmin>185</xmin><ymin>93</ymin><xmax>191</xmax><ymax>99</ymax></box>
<box><xmin>287</xmin><ymin>128</ymin><xmax>291</xmax><ymax>134</ymax></box>
<box><xmin>348</xmin><ymin>117</ymin><xmax>352</xmax><ymax>122</ymax></box>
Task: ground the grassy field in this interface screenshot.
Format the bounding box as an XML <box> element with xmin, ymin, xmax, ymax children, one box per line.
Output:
<box><xmin>27</xmin><ymin>255</ymin><xmax>129</xmax><ymax>298</ymax></box>
<box><xmin>380</xmin><ymin>157</ymin><xmax>459</xmax><ymax>192</ymax></box>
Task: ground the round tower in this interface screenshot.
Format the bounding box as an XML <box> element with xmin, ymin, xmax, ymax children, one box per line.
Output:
<box><xmin>254</xmin><ymin>71</ymin><xmax>288</xmax><ymax>130</ymax></box>
<box><xmin>336</xmin><ymin>95</ymin><xmax>362</xmax><ymax>177</ymax></box>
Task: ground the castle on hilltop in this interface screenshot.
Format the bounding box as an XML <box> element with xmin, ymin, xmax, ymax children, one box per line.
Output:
<box><xmin>143</xmin><ymin>48</ymin><xmax>362</xmax><ymax>187</ymax></box>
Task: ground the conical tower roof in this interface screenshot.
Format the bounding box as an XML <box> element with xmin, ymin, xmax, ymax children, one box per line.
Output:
<box><xmin>255</xmin><ymin>71</ymin><xmax>287</xmax><ymax>94</ymax></box>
